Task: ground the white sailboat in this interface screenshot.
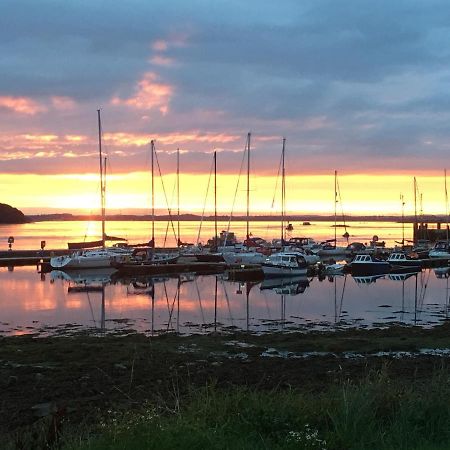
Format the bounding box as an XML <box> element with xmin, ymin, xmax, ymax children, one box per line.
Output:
<box><xmin>221</xmin><ymin>133</ymin><xmax>266</xmax><ymax>265</ymax></box>
<box><xmin>262</xmin><ymin>139</ymin><xmax>309</xmax><ymax>277</ymax></box>
<box><xmin>50</xmin><ymin>110</ymin><xmax>131</xmax><ymax>270</ymax></box>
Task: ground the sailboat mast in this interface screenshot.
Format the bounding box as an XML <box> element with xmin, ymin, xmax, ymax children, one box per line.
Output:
<box><xmin>281</xmin><ymin>138</ymin><xmax>286</xmax><ymax>246</ymax></box>
<box><xmin>151</xmin><ymin>140</ymin><xmax>155</xmax><ymax>247</ymax></box>
<box><xmin>214</xmin><ymin>150</ymin><xmax>218</xmax><ymax>249</ymax></box>
<box><xmin>97</xmin><ymin>109</ymin><xmax>106</xmax><ymax>248</ymax></box>
<box><xmin>445</xmin><ymin>169</ymin><xmax>449</xmax><ymax>243</ymax></box>
<box><xmin>400</xmin><ymin>193</ymin><xmax>405</xmax><ymax>246</ymax></box>
<box><xmin>334</xmin><ymin>170</ymin><xmax>337</xmax><ymax>244</ymax></box>
<box><xmin>177</xmin><ymin>148</ymin><xmax>180</xmax><ymax>247</ymax></box>
<box><xmin>413</xmin><ymin>177</ymin><xmax>417</xmax><ymax>244</ymax></box>
<box><xmin>246</xmin><ymin>132</ymin><xmax>251</xmax><ymax>242</ymax></box>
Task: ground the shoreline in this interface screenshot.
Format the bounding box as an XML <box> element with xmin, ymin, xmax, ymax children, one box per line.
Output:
<box><xmin>3</xmin><ymin>323</ymin><xmax>450</xmax><ymax>440</ymax></box>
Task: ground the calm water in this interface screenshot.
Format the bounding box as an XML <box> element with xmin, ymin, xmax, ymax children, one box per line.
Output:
<box><xmin>2</xmin><ymin>219</ymin><xmax>445</xmax><ymax>337</ymax></box>
<box><xmin>0</xmin><ymin>219</ymin><xmax>411</xmax><ymax>250</ymax></box>
<box><xmin>1</xmin><ymin>265</ymin><xmax>449</xmax><ymax>336</ymax></box>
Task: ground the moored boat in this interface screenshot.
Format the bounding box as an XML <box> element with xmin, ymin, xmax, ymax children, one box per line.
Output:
<box><xmin>261</xmin><ymin>252</ymin><xmax>308</xmax><ymax>277</ymax></box>
<box><xmin>349</xmin><ymin>254</ymin><xmax>390</xmax><ymax>276</ymax></box>
<box><xmin>429</xmin><ymin>241</ymin><xmax>450</xmax><ymax>258</ymax></box>
<box><xmin>387</xmin><ymin>252</ymin><xmax>424</xmax><ymax>268</ymax></box>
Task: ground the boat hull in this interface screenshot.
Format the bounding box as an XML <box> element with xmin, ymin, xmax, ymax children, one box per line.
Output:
<box><xmin>50</xmin><ymin>254</ymin><xmax>114</xmax><ymax>269</ymax></box>
<box><xmin>351</xmin><ymin>262</ymin><xmax>390</xmax><ymax>276</ymax></box>
<box><xmin>261</xmin><ymin>264</ymin><xmax>308</xmax><ymax>277</ymax></box>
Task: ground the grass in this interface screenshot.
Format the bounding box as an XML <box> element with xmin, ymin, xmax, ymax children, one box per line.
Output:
<box><xmin>54</xmin><ymin>369</ymin><xmax>450</xmax><ymax>450</ymax></box>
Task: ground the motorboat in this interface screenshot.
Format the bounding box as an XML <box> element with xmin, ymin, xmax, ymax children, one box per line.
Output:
<box><xmin>323</xmin><ymin>262</ymin><xmax>348</xmax><ymax>275</ymax></box>
<box><xmin>387</xmin><ymin>252</ymin><xmax>424</xmax><ymax>268</ymax></box>
<box><xmin>429</xmin><ymin>241</ymin><xmax>450</xmax><ymax>258</ymax></box>
<box><xmin>261</xmin><ymin>251</ymin><xmax>308</xmax><ymax>277</ymax></box>
<box><xmin>349</xmin><ymin>254</ymin><xmax>390</xmax><ymax>276</ymax></box>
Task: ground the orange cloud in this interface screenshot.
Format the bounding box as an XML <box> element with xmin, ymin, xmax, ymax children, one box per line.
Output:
<box><xmin>103</xmin><ymin>131</ymin><xmax>240</xmax><ymax>147</ymax></box>
<box><xmin>23</xmin><ymin>134</ymin><xmax>58</xmax><ymax>142</ymax></box>
<box><xmin>64</xmin><ymin>135</ymin><xmax>88</xmax><ymax>142</ymax></box>
<box><xmin>0</xmin><ymin>96</ymin><xmax>46</xmax><ymax>115</ymax></box>
<box><xmin>152</xmin><ymin>39</ymin><xmax>168</xmax><ymax>51</ymax></box>
<box><xmin>111</xmin><ymin>72</ymin><xmax>173</xmax><ymax>114</ymax></box>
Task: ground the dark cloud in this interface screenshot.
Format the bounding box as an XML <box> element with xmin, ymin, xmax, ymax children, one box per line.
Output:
<box><xmin>1</xmin><ymin>0</ymin><xmax>450</xmax><ymax>174</ymax></box>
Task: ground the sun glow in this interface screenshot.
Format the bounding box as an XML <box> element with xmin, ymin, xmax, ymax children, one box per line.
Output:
<box><xmin>2</xmin><ymin>172</ymin><xmax>448</xmax><ymax>216</ymax></box>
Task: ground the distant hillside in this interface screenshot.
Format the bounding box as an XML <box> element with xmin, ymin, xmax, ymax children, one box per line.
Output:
<box><xmin>0</xmin><ymin>203</ymin><xmax>27</xmax><ymax>224</ymax></box>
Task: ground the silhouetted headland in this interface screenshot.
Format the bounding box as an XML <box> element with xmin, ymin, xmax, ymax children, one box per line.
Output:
<box><xmin>0</xmin><ymin>203</ymin><xmax>27</xmax><ymax>224</ymax></box>
<box><xmin>26</xmin><ymin>212</ymin><xmax>448</xmax><ymax>223</ymax></box>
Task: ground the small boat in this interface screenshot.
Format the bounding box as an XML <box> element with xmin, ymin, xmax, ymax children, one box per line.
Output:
<box><xmin>345</xmin><ymin>242</ymin><xmax>370</xmax><ymax>256</ymax></box>
<box><xmin>287</xmin><ymin>237</ymin><xmax>318</xmax><ymax>251</ymax></box>
<box><xmin>387</xmin><ymin>252</ymin><xmax>424</xmax><ymax>268</ymax></box>
<box><xmin>349</xmin><ymin>254</ymin><xmax>390</xmax><ymax>276</ymax></box>
<box><xmin>313</xmin><ymin>240</ymin><xmax>347</xmax><ymax>256</ymax></box>
<box><xmin>429</xmin><ymin>241</ymin><xmax>450</xmax><ymax>258</ymax></box>
<box><xmin>261</xmin><ymin>251</ymin><xmax>308</xmax><ymax>277</ymax></box>
<box><xmin>324</xmin><ymin>262</ymin><xmax>348</xmax><ymax>275</ymax></box>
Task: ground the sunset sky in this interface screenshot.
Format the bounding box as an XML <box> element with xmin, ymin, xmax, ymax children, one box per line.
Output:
<box><xmin>2</xmin><ymin>0</ymin><xmax>450</xmax><ymax>216</ymax></box>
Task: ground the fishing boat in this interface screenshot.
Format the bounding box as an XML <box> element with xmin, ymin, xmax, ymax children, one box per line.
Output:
<box><xmin>349</xmin><ymin>254</ymin><xmax>390</xmax><ymax>276</ymax></box>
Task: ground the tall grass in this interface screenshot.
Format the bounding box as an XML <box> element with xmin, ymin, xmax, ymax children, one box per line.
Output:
<box><xmin>42</xmin><ymin>370</ymin><xmax>450</xmax><ymax>449</ymax></box>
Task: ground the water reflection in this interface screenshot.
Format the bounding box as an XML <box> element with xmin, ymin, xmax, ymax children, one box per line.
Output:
<box><xmin>1</xmin><ymin>266</ymin><xmax>450</xmax><ymax>336</ymax></box>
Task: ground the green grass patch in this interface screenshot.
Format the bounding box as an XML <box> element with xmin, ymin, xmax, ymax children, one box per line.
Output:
<box><xmin>58</xmin><ymin>369</ymin><xmax>450</xmax><ymax>450</ymax></box>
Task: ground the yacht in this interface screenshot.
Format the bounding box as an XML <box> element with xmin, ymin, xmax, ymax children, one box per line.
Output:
<box><xmin>50</xmin><ymin>247</ymin><xmax>130</xmax><ymax>270</ymax></box>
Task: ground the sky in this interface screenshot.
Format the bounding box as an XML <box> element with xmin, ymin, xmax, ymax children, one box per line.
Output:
<box><xmin>1</xmin><ymin>0</ymin><xmax>450</xmax><ymax>216</ymax></box>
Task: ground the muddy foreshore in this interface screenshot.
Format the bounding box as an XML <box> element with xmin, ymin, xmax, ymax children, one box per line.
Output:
<box><xmin>2</xmin><ymin>323</ymin><xmax>450</xmax><ymax>440</ymax></box>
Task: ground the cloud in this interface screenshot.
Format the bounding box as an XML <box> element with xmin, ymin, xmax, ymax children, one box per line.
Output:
<box><xmin>1</xmin><ymin>0</ymin><xmax>450</xmax><ymax>180</ymax></box>
<box><xmin>0</xmin><ymin>96</ymin><xmax>46</xmax><ymax>115</ymax></box>
<box><xmin>111</xmin><ymin>72</ymin><xmax>174</xmax><ymax>114</ymax></box>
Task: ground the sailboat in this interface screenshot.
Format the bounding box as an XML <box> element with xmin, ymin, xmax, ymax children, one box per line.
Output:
<box><xmin>261</xmin><ymin>139</ymin><xmax>309</xmax><ymax>277</ymax></box>
<box><xmin>222</xmin><ymin>133</ymin><xmax>267</xmax><ymax>265</ymax></box>
<box><xmin>50</xmin><ymin>110</ymin><xmax>131</xmax><ymax>270</ymax></box>
<box><xmin>314</xmin><ymin>170</ymin><xmax>347</xmax><ymax>256</ymax></box>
